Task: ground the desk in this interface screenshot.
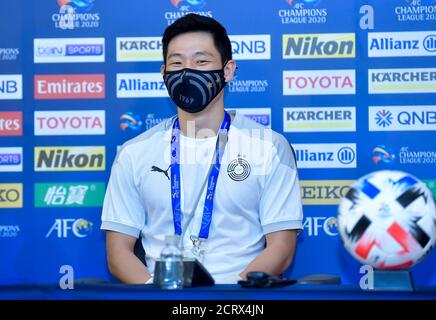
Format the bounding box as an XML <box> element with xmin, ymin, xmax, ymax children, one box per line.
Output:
<box><xmin>1</xmin><ymin>283</ymin><xmax>436</xmax><ymax>300</ymax></box>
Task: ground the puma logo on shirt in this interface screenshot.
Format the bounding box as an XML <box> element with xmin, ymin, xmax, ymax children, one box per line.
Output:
<box><xmin>151</xmin><ymin>165</ymin><xmax>171</xmax><ymax>180</ymax></box>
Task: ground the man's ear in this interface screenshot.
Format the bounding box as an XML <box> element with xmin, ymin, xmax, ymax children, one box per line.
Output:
<box><xmin>160</xmin><ymin>64</ymin><xmax>166</xmax><ymax>76</ymax></box>
<box><xmin>223</xmin><ymin>60</ymin><xmax>237</xmax><ymax>82</ymax></box>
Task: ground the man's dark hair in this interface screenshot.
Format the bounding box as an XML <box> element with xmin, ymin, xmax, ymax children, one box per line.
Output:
<box><xmin>162</xmin><ymin>13</ymin><xmax>232</xmax><ymax>65</ymax></box>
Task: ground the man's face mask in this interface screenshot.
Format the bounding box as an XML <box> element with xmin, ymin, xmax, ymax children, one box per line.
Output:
<box><xmin>163</xmin><ymin>65</ymin><xmax>227</xmax><ymax>113</ymax></box>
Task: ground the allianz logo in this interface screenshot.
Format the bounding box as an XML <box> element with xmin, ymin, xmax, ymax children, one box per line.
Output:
<box><xmin>295</xmin><ymin>147</ymin><xmax>355</xmax><ymax>164</ymax></box>
<box><xmin>118</xmin><ymin>78</ymin><xmax>166</xmax><ymax>91</ymax></box>
<box><xmin>370</xmin><ymin>34</ymin><xmax>436</xmax><ymax>52</ymax></box>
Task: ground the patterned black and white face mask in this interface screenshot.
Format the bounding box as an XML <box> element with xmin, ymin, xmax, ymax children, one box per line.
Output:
<box><xmin>163</xmin><ymin>67</ymin><xmax>227</xmax><ymax>113</ymax></box>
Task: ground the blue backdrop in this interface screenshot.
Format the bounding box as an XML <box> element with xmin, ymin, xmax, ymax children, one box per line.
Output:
<box><xmin>0</xmin><ymin>0</ymin><xmax>435</xmax><ymax>286</ymax></box>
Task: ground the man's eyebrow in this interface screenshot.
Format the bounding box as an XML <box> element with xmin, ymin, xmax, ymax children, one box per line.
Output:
<box><xmin>167</xmin><ymin>53</ymin><xmax>183</xmax><ymax>60</ymax></box>
<box><xmin>193</xmin><ymin>51</ymin><xmax>214</xmax><ymax>57</ymax></box>
<box><xmin>167</xmin><ymin>51</ymin><xmax>215</xmax><ymax>59</ymax></box>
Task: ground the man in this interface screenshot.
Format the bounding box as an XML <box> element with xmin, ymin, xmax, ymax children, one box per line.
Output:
<box><xmin>101</xmin><ymin>13</ymin><xmax>303</xmax><ymax>284</ymax></box>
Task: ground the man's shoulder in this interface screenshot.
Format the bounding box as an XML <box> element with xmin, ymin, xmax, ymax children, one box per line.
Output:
<box><xmin>232</xmin><ymin>110</ymin><xmax>290</xmax><ymax>146</ymax></box>
<box><xmin>117</xmin><ymin>116</ymin><xmax>175</xmax><ymax>158</ymax></box>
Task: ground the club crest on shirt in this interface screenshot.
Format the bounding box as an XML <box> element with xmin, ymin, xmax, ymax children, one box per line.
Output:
<box><xmin>227</xmin><ymin>155</ymin><xmax>250</xmax><ymax>182</ymax></box>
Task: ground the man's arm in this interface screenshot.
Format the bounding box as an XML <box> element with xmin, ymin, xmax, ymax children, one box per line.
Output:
<box><xmin>239</xmin><ymin>230</ymin><xmax>297</xmax><ymax>279</ymax></box>
<box><xmin>106</xmin><ymin>231</ymin><xmax>152</xmax><ymax>284</ymax></box>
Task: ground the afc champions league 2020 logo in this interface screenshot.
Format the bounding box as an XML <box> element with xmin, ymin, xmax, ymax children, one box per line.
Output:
<box><xmin>171</xmin><ymin>0</ymin><xmax>207</xmax><ymax>10</ymax></box>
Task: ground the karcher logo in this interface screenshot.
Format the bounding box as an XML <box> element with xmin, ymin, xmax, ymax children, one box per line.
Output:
<box><xmin>300</xmin><ymin>180</ymin><xmax>354</xmax><ymax>205</ymax></box>
<box><xmin>0</xmin><ymin>183</ymin><xmax>22</xmax><ymax>208</ymax></box>
<box><xmin>283</xmin><ymin>33</ymin><xmax>355</xmax><ymax>59</ymax></box>
<box><xmin>34</xmin><ymin>147</ymin><xmax>105</xmax><ymax>171</ymax></box>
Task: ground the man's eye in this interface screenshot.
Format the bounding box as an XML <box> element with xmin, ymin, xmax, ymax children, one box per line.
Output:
<box><xmin>197</xmin><ymin>60</ymin><xmax>209</xmax><ymax>64</ymax></box>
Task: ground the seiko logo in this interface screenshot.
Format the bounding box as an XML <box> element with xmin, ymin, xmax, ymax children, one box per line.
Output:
<box><xmin>283</xmin><ymin>33</ymin><xmax>355</xmax><ymax>58</ymax></box>
<box><xmin>0</xmin><ymin>189</ymin><xmax>19</xmax><ymax>202</ymax></box>
<box><xmin>0</xmin><ymin>184</ymin><xmax>22</xmax><ymax>208</ymax></box>
<box><xmin>300</xmin><ymin>180</ymin><xmax>354</xmax><ymax>205</ymax></box>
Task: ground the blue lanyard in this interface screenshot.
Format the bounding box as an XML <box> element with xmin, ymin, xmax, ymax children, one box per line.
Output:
<box><xmin>170</xmin><ymin>112</ymin><xmax>231</xmax><ymax>239</ymax></box>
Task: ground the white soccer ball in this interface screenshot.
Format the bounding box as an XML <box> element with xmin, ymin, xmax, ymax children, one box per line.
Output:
<box><xmin>338</xmin><ymin>170</ymin><xmax>436</xmax><ymax>269</ymax></box>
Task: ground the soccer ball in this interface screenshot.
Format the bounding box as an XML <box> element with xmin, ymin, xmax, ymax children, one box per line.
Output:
<box><xmin>338</xmin><ymin>170</ymin><xmax>436</xmax><ymax>269</ymax></box>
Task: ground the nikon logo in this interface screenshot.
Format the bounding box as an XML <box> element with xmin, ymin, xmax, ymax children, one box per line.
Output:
<box><xmin>0</xmin><ymin>183</ymin><xmax>22</xmax><ymax>208</ymax></box>
<box><xmin>34</xmin><ymin>147</ymin><xmax>105</xmax><ymax>171</ymax></box>
<box><xmin>283</xmin><ymin>33</ymin><xmax>355</xmax><ymax>59</ymax></box>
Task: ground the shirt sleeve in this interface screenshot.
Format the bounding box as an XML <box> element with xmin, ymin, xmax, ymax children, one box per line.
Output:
<box><xmin>259</xmin><ymin>134</ymin><xmax>303</xmax><ymax>235</ymax></box>
<box><xmin>101</xmin><ymin>147</ymin><xmax>146</xmax><ymax>238</ymax></box>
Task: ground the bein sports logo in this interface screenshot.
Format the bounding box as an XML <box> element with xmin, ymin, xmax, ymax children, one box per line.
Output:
<box><xmin>46</xmin><ymin>218</ymin><xmax>93</xmax><ymax>238</ymax></box>
<box><xmin>120</xmin><ymin>112</ymin><xmax>142</xmax><ymax>131</ymax></box>
<box><xmin>375</xmin><ymin>109</ymin><xmax>393</xmax><ymax>127</ymax></box>
<box><xmin>372</xmin><ymin>145</ymin><xmax>396</xmax><ymax>165</ymax></box>
<box><xmin>171</xmin><ymin>0</ymin><xmax>206</xmax><ymax>10</ymax></box>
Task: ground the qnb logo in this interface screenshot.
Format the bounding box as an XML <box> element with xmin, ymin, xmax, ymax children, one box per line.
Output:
<box><xmin>424</xmin><ymin>34</ymin><xmax>436</xmax><ymax>52</ymax></box>
<box><xmin>46</xmin><ymin>218</ymin><xmax>93</xmax><ymax>238</ymax></box>
<box><xmin>229</xmin><ymin>35</ymin><xmax>271</xmax><ymax>60</ymax></box>
<box><xmin>0</xmin><ymin>75</ymin><xmax>22</xmax><ymax>100</ymax></box>
<box><xmin>303</xmin><ymin>217</ymin><xmax>338</xmax><ymax>237</ymax></box>
<box><xmin>337</xmin><ymin>147</ymin><xmax>355</xmax><ymax>164</ymax></box>
<box><xmin>375</xmin><ymin>109</ymin><xmax>393</xmax><ymax>127</ymax></box>
<box><xmin>370</xmin><ymin>106</ymin><xmax>436</xmax><ymax>132</ymax></box>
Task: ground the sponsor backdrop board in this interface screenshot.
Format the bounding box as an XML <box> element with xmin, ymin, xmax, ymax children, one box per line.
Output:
<box><xmin>0</xmin><ymin>0</ymin><xmax>435</xmax><ymax>286</ymax></box>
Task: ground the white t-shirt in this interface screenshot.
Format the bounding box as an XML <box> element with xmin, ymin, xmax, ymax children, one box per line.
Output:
<box><xmin>101</xmin><ymin>111</ymin><xmax>303</xmax><ymax>283</ymax></box>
